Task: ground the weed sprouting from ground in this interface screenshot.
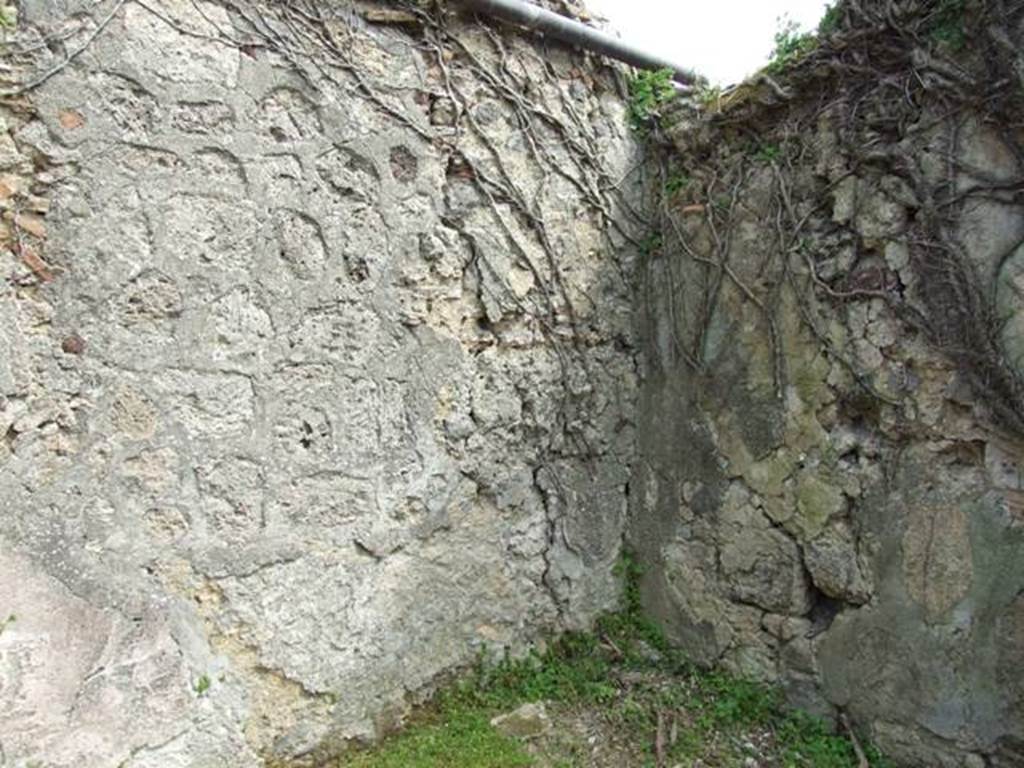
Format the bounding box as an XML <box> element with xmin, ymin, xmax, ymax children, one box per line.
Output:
<box><xmin>339</xmin><ymin>710</ymin><xmax>533</xmax><ymax>768</ymax></box>
<box><xmin>333</xmin><ymin>555</ymin><xmax>890</xmax><ymax>768</ymax></box>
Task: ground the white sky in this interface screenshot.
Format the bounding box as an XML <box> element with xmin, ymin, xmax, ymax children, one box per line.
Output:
<box><xmin>584</xmin><ymin>0</ymin><xmax>832</xmax><ymax>85</ymax></box>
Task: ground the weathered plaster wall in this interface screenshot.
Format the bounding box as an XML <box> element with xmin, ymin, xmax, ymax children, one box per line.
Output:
<box><xmin>0</xmin><ymin>1</ymin><xmax>640</xmax><ymax>765</ymax></box>
<box><xmin>630</xmin><ymin>6</ymin><xmax>1024</xmax><ymax>766</ymax></box>
<box><xmin>6</xmin><ymin>1</ymin><xmax>1023</xmax><ymax>767</ymax></box>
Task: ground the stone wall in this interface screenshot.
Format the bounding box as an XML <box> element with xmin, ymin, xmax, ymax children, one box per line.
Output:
<box><xmin>0</xmin><ymin>1</ymin><xmax>640</xmax><ymax>765</ymax></box>
<box><xmin>5</xmin><ymin>1</ymin><xmax>1024</xmax><ymax>766</ymax></box>
<box><xmin>629</xmin><ymin>4</ymin><xmax>1024</xmax><ymax>766</ymax></box>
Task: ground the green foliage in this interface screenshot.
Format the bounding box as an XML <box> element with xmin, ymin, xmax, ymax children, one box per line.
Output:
<box><xmin>341</xmin><ymin>708</ymin><xmax>532</xmax><ymax>768</ymax></box>
<box><xmin>458</xmin><ymin>635</ymin><xmax>617</xmax><ymax>710</ymax></box>
<box><xmin>691</xmin><ymin>671</ymin><xmax>779</xmax><ymax>728</ymax></box>
<box><xmin>766</xmin><ymin>16</ymin><xmax>817</xmax><ymax>74</ymax></box>
<box><xmin>665</xmin><ymin>172</ymin><xmax>691</xmax><ymax>197</ymax></box>
<box><xmin>753</xmin><ymin>142</ymin><xmax>782</xmax><ymax>163</ymax></box>
<box><xmin>639</xmin><ymin>233</ymin><xmax>662</xmax><ymax>255</ymax></box>
<box><xmin>599</xmin><ymin>552</ymin><xmax>670</xmax><ymax>658</ymax></box>
<box><xmin>928</xmin><ymin>0</ymin><xmax>967</xmax><ymax>50</ymax></box>
<box><xmin>194</xmin><ymin>674</ymin><xmax>211</xmax><ymax>697</ymax></box>
<box><xmin>695</xmin><ymin>84</ymin><xmax>722</xmax><ymax>108</ymax></box>
<box><xmin>0</xmin><ymin>7</ymin><xmax>15</xmax><ymax>28</ymax></box>
<box><xmin>335</xmin><ymin>553</ymin><xmax>890</xmax><ymax>768</ymax></box>
<box><xmin>765</xmin><ymin>3</ymin><xmax>842</xmax><ymax>74</ymax></box>
<box><xmin>776</xmin><ymin>711</ymin><xmax>894</xmax><ymax>768</ymax></box>
<box><xmin>339</xmin><ymin>635</ymin><xmax>618</xmax><ymax>767</ymax></box>
<box><xmin>0</xmin><ymin>613</ymin><xmax>14</xmax><ymax>637</ymax></box>
<box><xmin>627</xmin><ymin>68</ymin><xmax>676</xmax><ymax>132</ymax></box>
<box><xmin>668</xmin><ymin>675</ymin><xmax>891</xmax><ymax>767</ymax></box>
<box><xmin>817</xmin><ymin>3</ymin><xmax>841</xmax><ymax>36</ymax></box>
<box><xmin>614</xmin><ymin>551</ymin><xmax>645</xmax><ymax>615</ymax></box>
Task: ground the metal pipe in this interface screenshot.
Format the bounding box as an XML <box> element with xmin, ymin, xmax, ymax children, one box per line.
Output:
<box><xmin>454</xmin><ymin>0</ymin><xmax>694</xmax><ymax>84</ymax></box>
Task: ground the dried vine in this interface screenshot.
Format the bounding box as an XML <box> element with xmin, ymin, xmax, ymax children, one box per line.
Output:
<box><xmin>651</xmin><ymin>0</ymin><xmax>1024</xmax><ymax>435</ymax></box>
<box><xmin>2</xmin><ymin>0</ymin><xmax>650</xmax><ymax>460</ymax></box>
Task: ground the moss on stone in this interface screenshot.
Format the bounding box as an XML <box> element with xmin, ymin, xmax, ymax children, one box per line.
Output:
<box><xmin>794</xmin><ymin>473</ymin><xmax>846</xmax><ymax>540</ymax></box>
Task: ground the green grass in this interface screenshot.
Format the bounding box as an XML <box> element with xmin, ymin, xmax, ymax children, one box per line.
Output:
<box><xmin>779</xmin><ymin>712</ymin><xmax>891</xmax><ymax>768</ymax></box>
<box><xmin>332</xmin><ymin>555</ymin><xmax>890</xmax><ymax>768</ymax></box>
<box><xmin>337</xmin><ymin>633</ymin><xmax>618</xmax><ymax>767</ymax></box>
<box><xmin>341</xmin><ymin>708</ymin><xmax>533</xmax><ymax>768</ymax></box>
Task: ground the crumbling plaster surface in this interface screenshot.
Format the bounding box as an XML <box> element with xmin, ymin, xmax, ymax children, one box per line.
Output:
<box><xmin>0</xmin><ymin>1</ymin><xmax>641</xmax><ymax>764</ymax></box>
<box><xmin>9</xmin><ymin>2</ymin><xmax>1023</xmax><ymax>767</ymax></box>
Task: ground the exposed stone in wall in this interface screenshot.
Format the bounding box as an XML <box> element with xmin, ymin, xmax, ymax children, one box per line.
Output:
<box><xmin>631</xmin><ymin>3</ymin><xmax>1024</xmax><ymax>766</ymax></box>
<box><xmin>0</xmin><ymin>1</ymin><xmax>640</xmax><ymax>764</ymax></box>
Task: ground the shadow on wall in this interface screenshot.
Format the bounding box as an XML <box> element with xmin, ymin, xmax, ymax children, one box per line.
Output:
<box><xmin>629</xmin><ymin>1</ymin><xmax>1024</xmax><ymax>766</ymax></box>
